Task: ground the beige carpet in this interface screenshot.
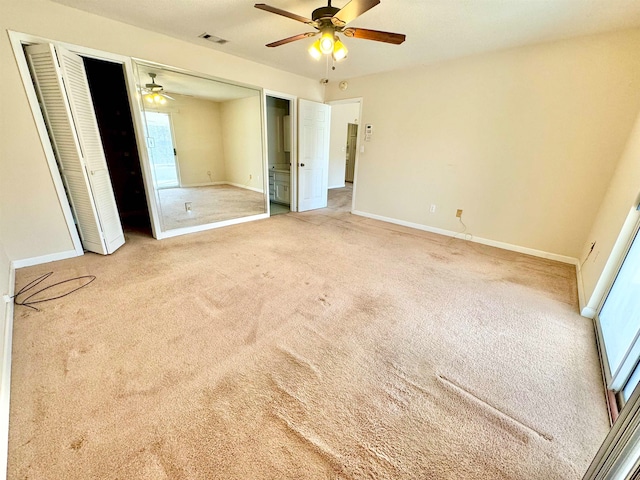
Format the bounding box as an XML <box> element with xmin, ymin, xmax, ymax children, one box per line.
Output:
<box><xmin>9</xmin><ymin>186</ymin><xmax>609</xmax><ymax>479</ymax></box>
<box><xmin>158</xmin><ymin>184</ymin><xmax>265</xmax><ymax>230</ymax></box>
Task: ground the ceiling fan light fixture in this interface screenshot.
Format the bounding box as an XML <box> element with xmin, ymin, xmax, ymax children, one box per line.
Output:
<box><xmin>332</xmin><ymin>37</ymin><xmax>348</xmax><ymax>62</ymax></box>
<box><xmin>308</xmin><ymin>39</ymin><xmax>323</xmax><ymax>60</ymax></box>
<box><xmin>145</xmin><ymin>92</ymin><xmax>168</xmax><ymax>105</ymax></box>
<box><xmin>319</xmin><ymin>27</ymin><xmax>335</xmax><ymax>54</ymax></box>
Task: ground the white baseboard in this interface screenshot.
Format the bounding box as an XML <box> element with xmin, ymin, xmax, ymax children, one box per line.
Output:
<box><xmin>352</xmin><ymin>210</ymin><xmax>580</xmax><ymax>265</ymax></box>
<box><xmin>329</xmin><ymin>183</ymin><xmax>346</xmax><ymax>189</ymax></box>
<box><xmin>179</xmin><ymin>181</ymin><xmax>226</xmax><ymax>188</ymax></box>
<box><xmin>224</xmin><ymin>182</ymin><xmax>264</xmax><ymax>194</ymax></box>
<box><xmin>156</xmin><ymin>213</ymin><xmax>270</xmax><ymax>239</ymax></box>
<box><xmin>11</xmin><ymin>249</ymin><xmax>80</xmax><ymax>269</ymax></box>
<box><xmin>0</xmin><ymin>263</ymin><xmax>15</xmax><ymax>480</ymax></box>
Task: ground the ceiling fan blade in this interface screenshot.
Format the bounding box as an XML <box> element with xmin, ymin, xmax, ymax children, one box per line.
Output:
<box><xmin>343</xmin><ymin>27</ymin><xmax>406</xmax><ymax>45</ymax></box>
<box><xmin>255</xmin><ymin>4</ymin><xmax>317</xmax><ymax>26</ymax></box>
<box><xmin>266</xmin><ymin>32</ymin><xmax>317</xmax><ymax>47</ymax></box>
<box><xmin>331</xmin><ymin>0</ymin><xmax>380</xmax><ymax>27</ymax></box>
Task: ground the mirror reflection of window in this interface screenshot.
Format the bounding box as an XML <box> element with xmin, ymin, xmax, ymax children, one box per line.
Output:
<box><xmin>145</xmin><ymin>111</ymin><xmax>179</xmax><ymax>189</ymax></box>
<box><xmin>134</xmin><ymin>62</ymin><xmax>267</xmax><ymax>233</ymax></box>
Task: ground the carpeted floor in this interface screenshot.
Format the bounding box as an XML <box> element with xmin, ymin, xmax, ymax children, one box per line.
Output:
<box><xmin>158</xmin><ymin>184</ymin><xmax>265</xmax><ymax>231</ymax></box>
<box><xmin>9</xmin><ymin>186</ymin><xmax>609</xmax><ymax>479</ymax></box>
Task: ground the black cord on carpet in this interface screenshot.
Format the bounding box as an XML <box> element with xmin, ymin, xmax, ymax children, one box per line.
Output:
<box><xmin>13</xmin><ymin>272</ymin><xmax>96</xmax><ymax>311</ymax></box>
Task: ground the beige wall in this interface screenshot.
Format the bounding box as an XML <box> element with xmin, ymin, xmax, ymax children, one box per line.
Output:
<box><xmin>146</xmin><ymin>93</ymin><xmax>227</xmax><ymax>186</ymax></box>
<box><xmin>579</xmin><ymin>109</ymin><xmax>640</xmax><ymax>308</ymax></box>
<box><xmin>220</xmin><ymin>96</ymin><xmax>264</xmax><ymax>192</ymax></box>
<box><xmin>0</xmin><ymin>239</ymin><xmax>10</xmax><ymax>330</ymax></box>
<box><xmin>0</xmin><ymin>0</ymin><xmax>322</xmax><ymax>262</ymax></box>
<box><xmin>328</xmin><ymin>102</ymin><xmax>360</xmax><ymax>189</ymax></box>
<box><xmin>326</xmin><ymin>29</ymin><xmax>640</xmax><ymax>259</ymax></box>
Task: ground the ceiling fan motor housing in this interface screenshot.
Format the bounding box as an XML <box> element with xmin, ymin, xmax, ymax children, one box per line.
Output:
<box><xmin>312</xmin><ymin>6</ymin><xmax>339</xmax><ymax>22</ymax></box>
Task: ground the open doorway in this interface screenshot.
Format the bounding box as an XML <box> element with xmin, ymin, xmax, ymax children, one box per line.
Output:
<box><xmin>83</xmin><ymin>57</ymin><xmax>152</xmax><ymax>234</ymax></box>
<box><xmin>328</xmin><ymin>99</ymin><xmax>362</xmax><ymax>212</ymax></box>
<box><xmin>345</xmin><ymin>123</ymin><xmax>358</xmax><ymax>183</ymax></box>
<box><xmin>266</xmin><ymin>95</ymin><xmax>294</xmax><ymax>216</ymax></box>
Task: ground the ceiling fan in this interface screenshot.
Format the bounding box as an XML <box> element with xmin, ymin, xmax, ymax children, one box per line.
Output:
<box><xmin>255</xmin><ymin>0</ymin><xmax>406</xmax><ymax>62</ymax></box>
<box><xmin>140</xmin><ymin>73</ymin><xmax>174</xmax><ymax>105</ymax></box>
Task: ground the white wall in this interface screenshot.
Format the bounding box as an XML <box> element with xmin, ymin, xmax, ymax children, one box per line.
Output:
<box><xmin>220</xmin><ymin>96</ymin><xmax>264</xmax><ymax>192</ymax></box>
<box><xmin>325</xmin><ymin>29</ymin><xmax>640</xmax><ymax>260</ymax></box>
<box><xmin>328</xmin><ymin>102</ymin><xmax>360</xmax><ymax>189</ymax></box>
<box><xmin>0</xmin><ymin>0</ymin><xmax>323</xmax><ymax>263</ymax></box>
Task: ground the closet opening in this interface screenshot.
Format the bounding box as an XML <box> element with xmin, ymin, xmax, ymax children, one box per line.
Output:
<box><xmin>83</xmin><ymin>57</ymin><xmax>152</xmax><ymax>235</ymax></box>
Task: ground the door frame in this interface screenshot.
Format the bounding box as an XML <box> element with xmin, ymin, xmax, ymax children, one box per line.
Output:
<box><xmin>583</xmin><ymin>381</ymin><xmax>640</xmax><ymax>479</ymax></box>
<box><xmin>9</xmin><ymin>30</ymin><xmax>163</xmax><ymax>244</ymax></box>
<box><xmin>327</xmin><ymin>98</ymin><xmax>363</xmax><ymax>213</ymax></box>
<box><xmin>594</xmin><ymin>211</ymin><xmax>640</xmax><ymax>396</ymax></box>
<box><xmin>264</xmin><ymin>90</ymin><xmax>298</xmax><ymax>212</ymax></box>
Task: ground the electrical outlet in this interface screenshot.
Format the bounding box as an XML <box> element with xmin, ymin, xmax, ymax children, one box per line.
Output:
<box><xmin>185</xmin><ymin>202</ymin><xmax>192</xmax><ymax>212</ymax></box>
<box><xmin>249</xmin><ymin>174</ymin><xmax>252</xmax><ymax>180</ymax></box>
<box><xmin>456</xmin><ymin>209</ymin><xmax>463</xmax><ymax>218</ymax></box>
<box><xmin>430</xmin><ymin>204</ymin><xmax>436</xmax><ymax>213</ymax></box>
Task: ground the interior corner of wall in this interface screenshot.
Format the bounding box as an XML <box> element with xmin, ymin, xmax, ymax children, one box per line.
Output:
<box><xmin>575</xmin><ymin>263</ymin><xmax>588</xmax><ymax>315</ymax></box>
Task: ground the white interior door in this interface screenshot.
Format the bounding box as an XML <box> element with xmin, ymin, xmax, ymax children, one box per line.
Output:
<box><xmin>25</xmin><ymin>43</ymin><xmax>124</xmax><ymax>255</ymax></box>
<box><xmin>298</xmin><ymin>99</ymin><xmax>330</xmax><ymax>212</ymax></box>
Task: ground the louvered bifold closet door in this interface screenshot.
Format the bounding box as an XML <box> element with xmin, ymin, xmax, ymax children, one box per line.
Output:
<box><xmin>25</xmin><ymin>43</ymin><xmax>124</xmax><ymax>255</ymax></box>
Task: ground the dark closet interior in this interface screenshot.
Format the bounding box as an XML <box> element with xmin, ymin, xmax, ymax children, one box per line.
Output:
<box><xmin>83</xmin><ymin>57</ymin><xmax>151</xmax><ymax>233</ymax></box>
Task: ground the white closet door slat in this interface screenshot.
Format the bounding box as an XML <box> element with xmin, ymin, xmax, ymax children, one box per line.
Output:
<box><xmin>25</xmin><ymin>44</ymin><xmax>124</xmax><ymax>255</ymax></box>
<box><xmin>57</xmin><ymin>46</ymin><xmax>124</xmax><ymax>254</ymax></box>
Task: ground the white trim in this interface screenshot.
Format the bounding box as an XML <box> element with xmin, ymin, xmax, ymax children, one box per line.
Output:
<box><xmin>582</xmin><ymin>306</ymin><xmax>598</xmax><ymax>319</ymax></box>
<box><xmin>329</xmin><ymin>184</ymin><xmax>346</xmax><ymax>189</ymax></box>
<box><xmin>584</xmin><ymin>207</ymin><xmax>640</xmax><ymax>319</ymax></box>
<box><xmin>224</xmin><ymin>182</ymin><xmax>264</xmax><ymax>194</ymax></box>
<box><xmin>156</xmin><ymin>213</ymin><xmax>269</xmax><ymax>239</ymax></box>
<box><xmin>11</xmin><ymin>249</ymin><xmax>80</xmax><ymax>269</ymax></box>
<box><xmin>0</xmin><ymin>263</ymin><xmax>16</xmax><ymax>480</ymax></box>
<box><xmin>124</xmin><ymin>61</ymin><xmax>162</xmax><ymax>239</ymax></box>
<box><xmin>352</xmin><ymin>210</ymin><xmax>579</xmax><ymax>265</ymax></box>
<box><xmin>175</xmin><ymin>181</ymin><xmax>226</xmax><ymax>188</ymax></box>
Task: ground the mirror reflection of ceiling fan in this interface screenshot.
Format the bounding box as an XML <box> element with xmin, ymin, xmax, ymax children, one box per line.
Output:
<box><xmin>255</xmin><ymin>0</ymin><xmax>406</xmax><ymax>62</ymax></box>
<box><xmin>140</xmin><ymin>73</ymin><xmax>174</xmax><ymax>105</ymax></box>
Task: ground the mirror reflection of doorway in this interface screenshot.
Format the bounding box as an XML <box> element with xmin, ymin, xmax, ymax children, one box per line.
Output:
<box><xmin>345</xmin><ymin>123</ymin><xmax>358</xmax><ymax>183</ymax></box>
<box><xmin>145</xmin><ymin>111</ymin><xmax>180</xmax><ymax>189</ymax></box>
<box><xmin>266</xmin><ymin>95</ymin><xmax>292</xmax><ymax>216</ymax></box>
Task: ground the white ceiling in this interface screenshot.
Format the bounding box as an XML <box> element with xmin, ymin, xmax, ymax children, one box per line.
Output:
<box><xmin>54</xmin><ymin>0</ymin><xmax>640</xmax><ymax>81</ymax></box>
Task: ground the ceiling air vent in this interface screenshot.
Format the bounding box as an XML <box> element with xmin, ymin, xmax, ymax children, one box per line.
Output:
<box><xmin>199</xmin><ymin>33</ymin><xmax>229</xmax><ymax>45</ymax></box>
